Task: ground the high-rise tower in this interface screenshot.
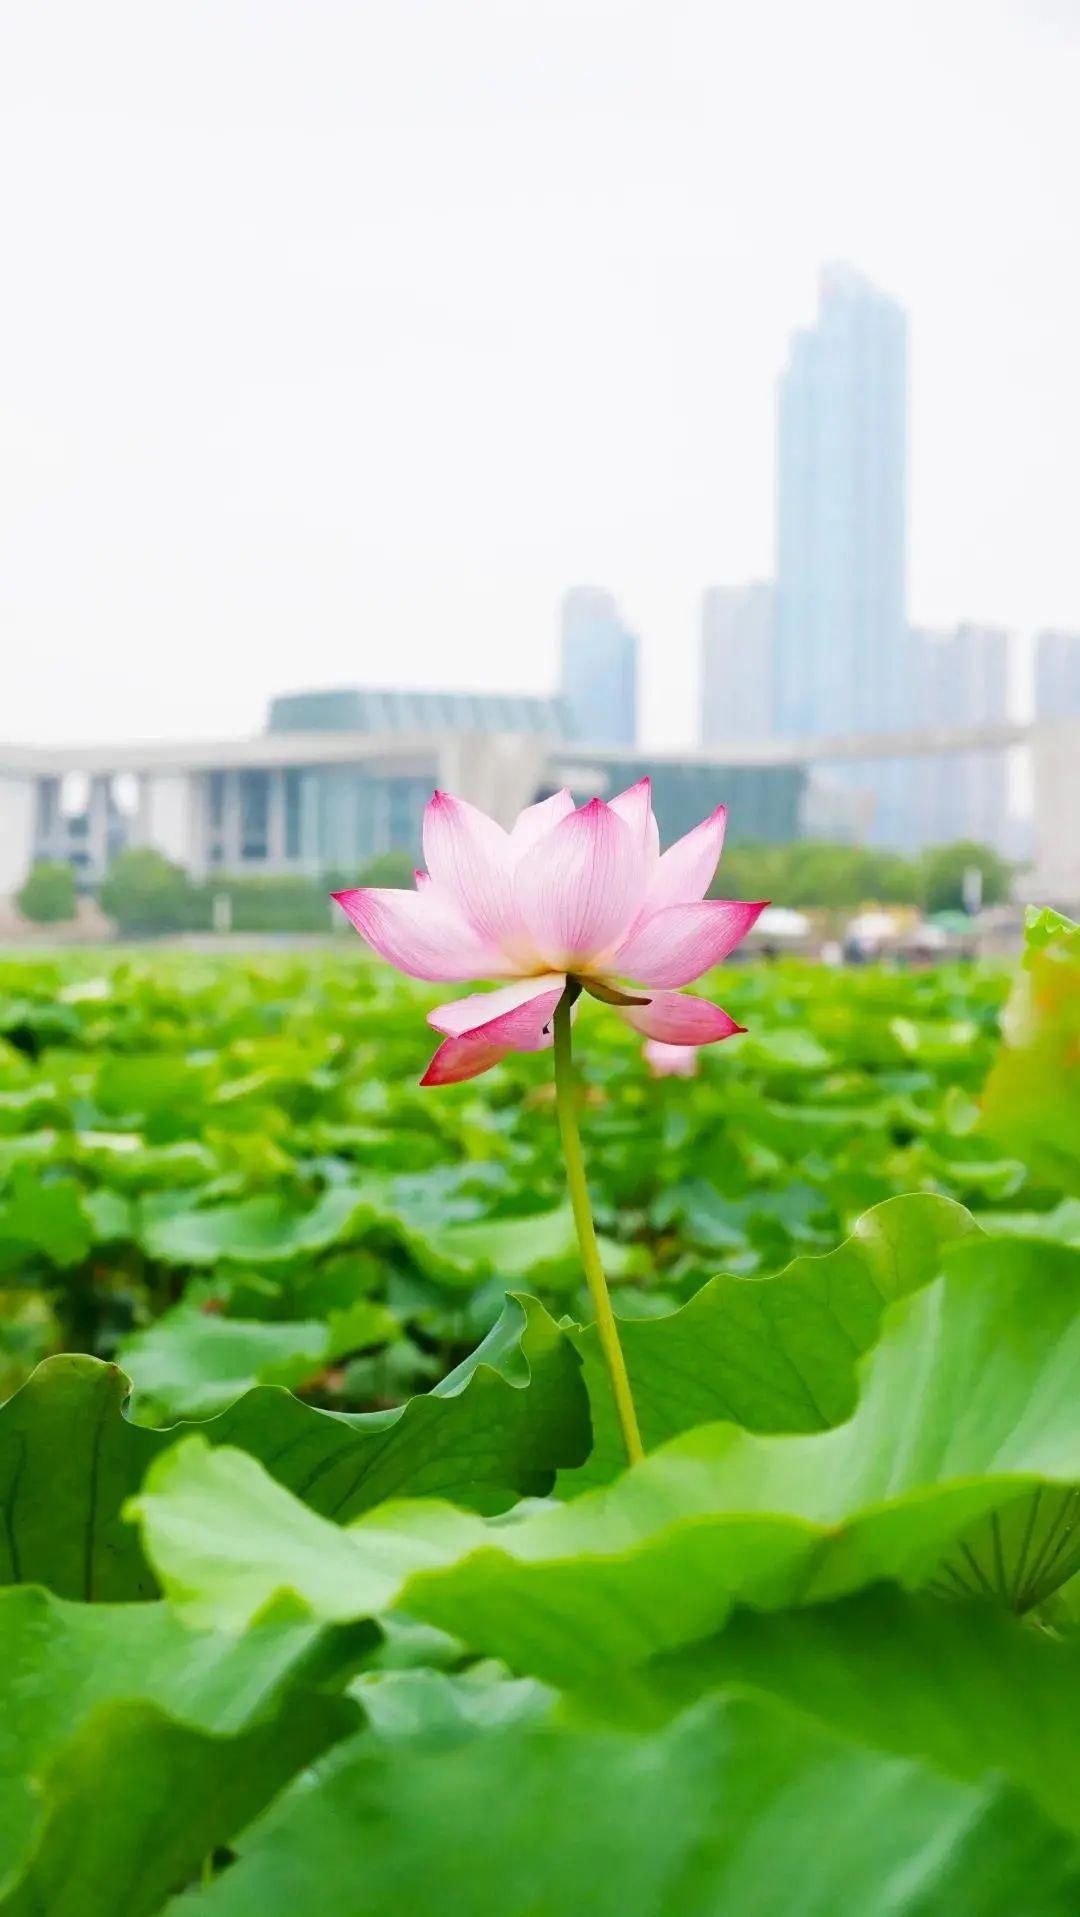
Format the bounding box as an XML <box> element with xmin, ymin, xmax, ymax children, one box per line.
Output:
<box><xmin>559</xmin><ymin>588</ymin><xmax>638</xmax><ymax>745</ymax></box>
<box><xmin>774</xmin><ymin>265</ymin><xmax>908</xmax><ymax>741</ymax></box>
<box><xmin>699</xmin><ymin>583</ymin><xmax>774</xmax><ymax>744</ymax></box>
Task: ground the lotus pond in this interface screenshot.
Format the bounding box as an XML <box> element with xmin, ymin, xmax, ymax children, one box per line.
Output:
<box><xmin>1</xmin><ymin>912</ymin><xmax>1079</xmax><ymax>1913</ymax></box>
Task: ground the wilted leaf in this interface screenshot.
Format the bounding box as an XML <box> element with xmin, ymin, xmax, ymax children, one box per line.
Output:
<box><xmin>982</xmin><ymin>907</ymin><xmax>1080</xmax><ymax>1193</ymax></box>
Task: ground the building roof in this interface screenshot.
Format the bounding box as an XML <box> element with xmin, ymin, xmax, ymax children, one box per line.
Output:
<box><xmin>267</xmin><ymin>687</ymin><xmax>571</xmax><ymax>738</ymax></box>
<box><xmin>0</xmin><ymin>717</ymin><xmax>1034</xmax><ymax>781</ymax></box>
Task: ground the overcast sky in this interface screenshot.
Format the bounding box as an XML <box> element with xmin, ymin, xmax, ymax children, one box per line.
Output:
<box><xmin>1</xmin><ymin>0</ymin><xmax>1077</xmax><ymax>748</ymax></box>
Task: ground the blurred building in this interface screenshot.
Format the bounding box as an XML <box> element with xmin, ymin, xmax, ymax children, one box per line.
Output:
<box><xmin>559</xmin><ymin>588</ymin><xmax>638</xmax><ymax>745</ymax></box>
<box><xmin>915</xmin><ymin>624</ymin><xmax>1011</xmax><ymax>849</ymax></box>
<box><xmin>1035</xmin><ymin>630</ymin><xmax>1080</xmax><ymax>718</ymax></box>
<box><xmin>0</xmin><ymin>688</ymin><xmax>815</xmax><ymax>894</ymax></box>
<box><xmin>234</xmin><ymin>687</ymin><xmax>570</xmax><ymax>874</ymax></box>
<box><xmin>774</xmin><ymin>265</ymin><xmax>911</xmax><ymax>844</ymax></box>
<box><xmin>267</xmin><ymin>688</ymin><xmax>568</xmax><ymax>738</ymax></box>
<box><xmin>774</xmin><ymin>264</ymin><xmax>908</xmax><ymax>741</ymax></box>
<box><xmin>7</xmin><ymin>703</ymin><xmax>1076</xmax><ymax>901</ymax></box>
<box><xmin>699</xmin><ymin>583</ymin><xmax>774</xmax><ymax>745</ymax></box>
<box><xmin>555</xmin><ymin>751</ymin><xmax>807</xmax><ymax>849</ymax></box>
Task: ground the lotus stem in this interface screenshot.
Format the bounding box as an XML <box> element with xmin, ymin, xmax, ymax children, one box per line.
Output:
<box><xmin>552</xmin><ymin>989</ymin><xmax>644</xmax><ymax>1467</ymax></box>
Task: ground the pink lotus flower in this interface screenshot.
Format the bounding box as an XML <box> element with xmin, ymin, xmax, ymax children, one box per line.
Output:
<box><xmin>333</xmin><ymin>779</ymin><xmax>764</xmax><ymax>1086</ymax></box>
<box><xmin>644</xmin><ymin>1038</ymin><xmax>701</xmax><ymax>1078</ymax></box>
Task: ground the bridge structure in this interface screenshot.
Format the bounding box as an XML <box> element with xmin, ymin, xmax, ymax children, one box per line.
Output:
<box><xmin>561</xmin><ymin>718</ymin><xmax>1075</xmax><ymax>907</ymax></box>
<box><xmin>0</xmin><ymin>716</ymin><xmax>1077</xmax><ymax>908</ymax></box>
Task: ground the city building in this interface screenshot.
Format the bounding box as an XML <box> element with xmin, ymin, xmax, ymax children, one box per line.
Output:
<box><xmin>699</xmin><ymin>584</ymin><xmax>774</xmax><ymax>745</ymax></box>
<box><xmin>4</xmin><ymin>702</ymin><xmax>1073</xmax><ymax>900</ymax></box>
<box><xmin>557</xmin><ymin>752</ymin><xmax>806</xmax><ymax>849</ymax></box>
<box><xmin>915</xmin><ymin>624</ymin><xmax>1011</xmax><ymax>850</ymax></box>
<box><xmin>0</xmin><ymin>687</ymin><xmax>815</xmax><ymax>897</ymax></box>
<box><xmin>774</xmin><ymin>264</ymin><xmax>908</xmax><ymax>739</ymax></box>
<box><xmin>774</xmin><ymin>265</ymin><xmax>910</xmax><ymax>844</ymax></box>
<box><xmin>267</xmin><ymin>688</ymin><xmax>569</xmax><ymax>738</ymax></box>
<box><xmin>256</xmin><ymin>688</ymin><xmax>571</xmax><ymax>871</ymax></box>
<box><xmin>1035</xmin><ymin>630</ymin><xmax>1080</xmax><ymax>718</ymax></box>
<box><xmin>559</xmin><ymin>588</ymin><xmax>638</xmax><ymax>746</ymax></box>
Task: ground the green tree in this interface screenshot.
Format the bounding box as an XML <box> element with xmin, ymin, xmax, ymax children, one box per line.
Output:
<box><xmin>713</xmin><ymin>841</ymin><xmax>918</xmax><ymax>912</ymax></box>
<box><xmin>717</xmin><ymin>837</ymin><xmax>1013</xmax><ymax>916</ymax></box>
<box><xmin>187</xmin><ymin>876</ymin><xmax>330</xmax><ymax>934</ymax></box>
<box><xmin>916</xmin><ymin>841</ymin><xmax>1012</xmax><ymax>915</ymax></box>
<box><xmin>354</xmin><ymin>850</ymin><xmax>416</xmax><ymax>889</ymax></box>
<box><xmin>99</xmin><ymin>849</ymin><xmax>195</xmax><ymax>936</ymax></box>
<box><xmin>714</xmin><ymin>843</ymin><xmax>789</xmax><ymax>904</ymax></box>
<box><xmin>17</xmin><ymin>860</ymin><xmax>77</xmax><ymax>924</ymax></box>
<box><xmin>325</xmin><ymin>853</ymin><xmax>416</xmax><ymax>900</ymax></box>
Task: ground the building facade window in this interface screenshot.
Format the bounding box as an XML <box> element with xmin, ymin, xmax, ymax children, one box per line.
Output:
<box><xmin>284</xmin><ymin>769</ymin><xmax>304</xmax><ymax>860</ymax></box>
<box><xmin>239</xmin><ymin>770</ymin><xmax>269</xmax><ymax>861</ymax></box>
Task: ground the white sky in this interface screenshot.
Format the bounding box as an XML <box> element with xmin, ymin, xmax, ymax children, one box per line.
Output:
<box><xmin>1</xmin><ymin>0</ymin><xmax>1077</xmax><ymax>748</ymax></box>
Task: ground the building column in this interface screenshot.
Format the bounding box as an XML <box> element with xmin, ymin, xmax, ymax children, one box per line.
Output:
<box><xmin>299</xmin><ymin>771</ymin><xmax>320</xmax><ymax>871</ymax></box>
<box><xmin>131</xmin><ymin>773</ymin><xmax>199</xmax><ymax>870</ymax></box>
<box><xmin>1029</xmin><ymin>720</ymin><xmax>1080</xmax><ymax>909</ymax></box>
<box><xmin>0</xmin><ymin>778</ymin><xmax>38</xmax><ymax>898</ymax></box>
<box><xmin>222</xmin><ymin>771</ymin><xmax>243</xmax><ymax>870</ymax></box>
<box><xmin>436</xmin><ymin>733</ymin><xmax>549</xmax><ymax>828</ymax></box>
<box><xmin>186</xmin><ymin>775</ymin><xmax>209</xmax><ymax>881</ymax></box>
<box><xmin>87</xmin><ymin>776</ymin><xmax>110</xmax><ymax>880</ymax></box>
<box><xmin>266</xmin><ymin>768</ymin><xmax>286</xmax><ymax>867</ymax></box>
<box><xmin>370</xmin><ymin>776</ymin><xmax>391</xmax><ymax>856</ymax></box>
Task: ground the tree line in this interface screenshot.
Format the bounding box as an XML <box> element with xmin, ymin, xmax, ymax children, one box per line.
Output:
<box><xmin>17</xmin><ymin>837</ymin><xmax>1012</xmax><ymax>936</ymax></box>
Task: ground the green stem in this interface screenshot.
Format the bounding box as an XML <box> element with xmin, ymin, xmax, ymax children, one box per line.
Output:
<box><xmin>552</xmin><ymin>990</ymin><xmax>644</xmax><ymax>1467</ymax></box>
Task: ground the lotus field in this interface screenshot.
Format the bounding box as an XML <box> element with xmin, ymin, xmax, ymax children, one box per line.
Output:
<box><xmin>1</xmin><ymin>813</ymin><xmax>1080</xmax><ymax>1910</ymax></box>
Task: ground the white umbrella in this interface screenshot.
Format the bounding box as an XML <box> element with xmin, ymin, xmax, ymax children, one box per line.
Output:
<box><xmin>846</xmin><ymin>910</ymin><xmax>899</xmax><ymax>944</ymax></box>
<box><xmin>754</xmin><ymin>906</ymin><xmax>811</xmax><ymax>940</ymax></box>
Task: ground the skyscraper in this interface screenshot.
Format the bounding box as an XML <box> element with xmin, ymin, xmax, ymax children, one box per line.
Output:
<box><xmin>699</xmin><ymin>583</ymin><xmax>774</xmax><ymax>744</ymax></box>
<box><xmin>559</xmin><ymin>588</ymin><xmax>638</xmax><ymax>745</ymax></box>
<box><xmin>1035</xmin><ymin>630</ymin><xmax>1080</xmax><ymax>718</ymax></box>
<box><xmin>774</xmin><ymin>265</ymin><xmax>909</xmax><ymax>741</ymax></box>
<box><xmin>918</xmin><ymin>623</ymin><xmax>1011</xmax><ymax>849</ymax></box>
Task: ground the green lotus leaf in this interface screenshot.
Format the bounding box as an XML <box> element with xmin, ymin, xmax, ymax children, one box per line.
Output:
<box><xmin>131</xmin><ymin>1239</ymin><xmax>1080</xmax><ymax>1664</ymax></box>
<box><xmin>0</xmin><ymin>1168</ymin><xmax>93</xmax><ymax>1271</ymax></box>
<box><xmin>94</xmin><ymin>1053</ymin><xmax>216</xmax><ymax>1132</ymax></box>
<box><xmin>568</xmin><ymin>1191</ymin><xmax>979</xmax><ymax>1487</ymax></box>
<box><xmin>0</xmin><ymin>1358</ymin><xmax>162</xmax><ymax>1600</ymax></box>
<box><xmin>119</xmin><ymin>1299</ymin><xmax>399</xmax><ymax>1420</ymax></box>
<box><xmin>0</xmin><ymin>1583</ymin><xmax>362</xmax><ymax>1899</ymax></box>
<box><xmin>583</xmin><ymin>1586</ymin><xmax>1080</xmax><ymax>1838</ymax></box>
<box><xmin>137</xmin><ymin>1188</ymin><xmax>389</xmax><ymax>1268</ymax></box>
<box><xmin>141</xmin><ymin>1185</ymin><xmax>633</xmax><ymax>1294</ymax></box>
<box><xmin>0</xmin><ymin>1294</ymin><xmax>588</xmax><ymax>1597</ymax></box>
<box><xmin>1</xmin><ymin>1694</ymin><xmax>354</xmax><ymax>1917</ymax></box>
<box><xmin>167</xmin><ymin>1692</ymin><xmax>1080</xmax><ymax>1917</ymax></box>
<box><xmin>424</xmin><ymin>1204</ymin><xmax>641</xmax><ymax>1293</ymax></box>
<box><xmin>352</xmin><ymin>1663</ymin><xmax>552</xmax><ymax>1747</ymax></box>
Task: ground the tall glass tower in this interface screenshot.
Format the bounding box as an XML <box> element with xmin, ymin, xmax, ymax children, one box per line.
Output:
<box><xmin>700</xmin><ymin>583</ymin><xmax>774</xmax><ymax>744</ymax></box>
<box><xmin>774</xmin><ymin>266</ymin><xmax>909</xmax><ymax>742</ymax></box>
<box><xmin>1036</xmin><ymin>630</ymin><xmax>1080</xmax><ymax>719</ymax></box>
<box><xmin>559</xmin><ymin>588</ymin><xmax>638</xmax><ymax>746</ymax></box>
